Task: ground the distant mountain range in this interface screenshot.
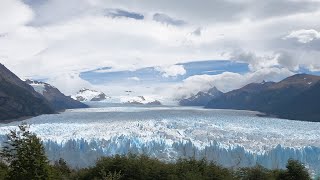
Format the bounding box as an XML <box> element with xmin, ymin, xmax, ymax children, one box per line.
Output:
<box><xmin>0</xmin><ymin>64</ymin><xmax>87</xmax><ymax>122</ymax></box>
<box><xmin>179</xmin><ymin>87</ymin><xmax>223</xmax><ymax>106</ymax></box>
<box><xmin>123</xmin><ymin>96</ymin><xmax>162</xmax><ymax>105</ymax></box>
<box><xmin>2</xmin><ymin>62</ymin><xmax>320</xmax><ymax>122</ymax></box>
<box><xmin>205</xmin><ymin>74</ymin><xmax>320</xmax><ymax>121</ymax></box>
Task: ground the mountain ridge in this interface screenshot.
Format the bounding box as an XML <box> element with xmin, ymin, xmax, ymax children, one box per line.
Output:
<box><xmin>179</xmin><ymin>87</ymin><xmax>223</xmax><ymax>106</ymax></box>
<box><xmin>0</xmin><ymin>64</ymin><xmax>54</xmax><ymax>121</ymax></box>
<box><xmin>206</xmin><ymin>74</ymin><xmax>320</xmax><ymax>121</ymax></box>
<box><xmin>26</xmin><ymin>80</ymin><xmax>88</xmax><ymax>111</ymax></box>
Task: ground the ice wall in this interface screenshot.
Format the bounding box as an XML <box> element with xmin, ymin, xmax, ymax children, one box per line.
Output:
<box><xmin>40</xmin><ymin>136</ymin><xmax>320</xmax><ymax>175</ymax></box>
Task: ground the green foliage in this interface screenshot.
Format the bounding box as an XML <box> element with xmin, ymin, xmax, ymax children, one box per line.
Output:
<box><xmin>75</xmin><ymin>155</ymin><xmax>234</xmax><ymax>180</ymax></box>
<box><xmin>99</xmin><ymin>170</ymin><xmax>122</xmax><ymax>180</ymax></box>
<box><xmin>277</xmin><ymin>159</ymin><xmax>311</xmax><ymax>180</ymax></box>
<box><xmin>0</xmin><ymin>162</ymin><xmax>8</xmax><ymax>180</ymax></box>
<box><xmin>174</xmin><ymin>158</ymin><xmax>233</xmax><ymax>180</ymax></box>
<box><xmin>0</xmin><ymin>124</ymin><xmax>50</xmax><ymax>180</ymax></box>
<box><xmin>76</xmin><ymin>154</ymin><xmax>173</xmax><ymax>180</ymax></box>
<box><xmin>234</xmin><ymin>160</ymin><xmax>311</xmax><ymax>180</ymax></box>
<box><xmin>49</xmin><ymin>158</ymin><xmax>73</xmax><ymax>180</ymax></box>
<box><xmin>234</xmin><ymin>165</ymin><xmax>284</xmax><ymax>180</ymax></box>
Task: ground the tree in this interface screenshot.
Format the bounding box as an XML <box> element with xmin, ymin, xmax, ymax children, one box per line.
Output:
<box><xmin>282</xmin><ymin>159</ymin><xmax>311</xmax><ymax>180</ymax></box>
<box><xmin>0</xmin><ymin>124</ymin><xmax>50</xmax><ymax>180</ymax></box>
<box><xmin>0</xmin><ymin>161</ymin><xmax>8</xmax><ymax>180</ymax></box>
<box><xmin>50</xmin><ymin>158</ymin><xmax>72</xmax><ymax>179</ymax></box>
<box><xmin>235</xmin><ymin>165</ymin><xmax>271</xmax><ymax>180</ymax></box>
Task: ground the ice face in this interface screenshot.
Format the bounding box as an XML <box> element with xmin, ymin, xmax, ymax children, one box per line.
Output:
<box><xmin>1</xmin><ymin>105</ymin><xmax>320</xmax><ymax>175</ymax></box>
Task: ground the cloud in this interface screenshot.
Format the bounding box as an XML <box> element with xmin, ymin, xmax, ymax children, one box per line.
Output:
<box><xmin>23</xmin><ymin>0</ymin><xmax>97</xmax><ymax>26</ymax></box>
<box><xmin>173</xmin><ymin>67</ymin><xmax>294</xmax><ymax>98</ymax></box>
<box><xmin>106</xmin><ymin>0</ymin><xmax>320</xmax><ymax>24</ymax></box>
<box><xmin>106</xmin><ymin>9</ymin><xmax>144</xmax><ymax>20</ymax></box>
<box><xmin>153</xmin><ymin>13</ymin><xmax>186</xmax><ymax>26</ymax></box>
<box><xmin>0</xmin><ymin>0</ymin><xmax>33</xmax><ymax>34</ymax></box>
<box><xmin>246</xmin><ymin>0</ymin><xmax>320</xmax><ymax>20</ymax></box>
<box><xmin>155</xmin><ymin>65</ymin><xmax>186</xmax><ymax>78</ymax></box>
<box><xmin>276</xmin><ymin>51</ymin><xmax>300</xmax><ymax>71</ymax></box>
<box><xmin>192</xmin><ymin>27</ymin><xmax>202</xmax><ymax>36</ymax></box>
<box><xmin>2</xmin><ymin>0</ymin><xmax>320</xmax><ymax>96</ymax></box>
<box><xmin>284</xmin><ymin>29</ymin><xmax>320</xmax><ymax>43</ymax></box>
<box><xmin>128</xmin><ymin>76</ymin><xmax>140</xmax><ymax>81</ymax></box>
<box><xmin>47</xmin><ymin>73</ymin><xmax>92</xmax><ymax>95</ymax></box>
<box><xmin>229</xmin><ymin>51</ymin><xmax>278</xmax><ymax>71</ymax></box>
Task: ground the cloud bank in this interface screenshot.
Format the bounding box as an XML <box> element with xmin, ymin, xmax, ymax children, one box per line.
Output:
<box><xmin>0</xmin><ymin>0</ymin><xmax>320</xmax><ymax>100</ymax></box>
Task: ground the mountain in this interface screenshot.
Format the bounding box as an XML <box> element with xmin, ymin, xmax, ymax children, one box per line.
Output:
<box><xmin>206</xmin><ymin>81</ymin><xmax>276</xmax><ymax>110</ymax></box>
<box><xmin>206</xmin><ymin>74</ymin><xmax>320</xmax><ymax>121</ymax></box>
<box><xmin>278</xmin><ymin>80</ymin><xmax>320</xmax><ymax>121</ymax></box>
<box><xmin>0</xmin><ymin>64</ymin><xmax>54</xmax><ymax>121</ymax></box>
<box><xmin>72</xmin><ymin>88</ymin><xmax>110</xmax><ymax>101</ymax></box>
<box><xmin>25</xmin><ymin>80</ymin><xmax>88</xmax><ymax>111</ymax></box>
<box><xmin>179</xmin><ymin>87</ymin><xmax>223</xmax><ymax>106</ymax></box>
<box><xmin>122</xmin><ymin>96</ymin><xmax>162</xmax><ymax>105</ymax></box>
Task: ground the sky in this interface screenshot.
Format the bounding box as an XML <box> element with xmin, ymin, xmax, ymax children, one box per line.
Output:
<box><xmin>1</xmin><ymin>0</ymin><xmax>320</xmax><ymax>101</ymax></box>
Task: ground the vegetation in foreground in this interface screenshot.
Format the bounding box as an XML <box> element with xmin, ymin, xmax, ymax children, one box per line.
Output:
<box><xmin>0</xmin><ymin>124</ymin><xmax>313</xmax><ymax>180</ymax></box>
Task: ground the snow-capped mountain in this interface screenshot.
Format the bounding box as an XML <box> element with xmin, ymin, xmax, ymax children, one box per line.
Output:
<box><xmin>179</xmin><ymin>87</ymin><xmax>223</xmax><ymax>106</ymax></box>
<box><xmin>25</xmin><ymin>80</ymin><xmax>88</xmax><ymax>111</ymax></box>
<box><xmin>72</xmin><ymin>88</ymin><xmax>110</xmax><ymax>102</ymax></box>
<box><xmin>121</xmin><ymin>96</ymin><xmax>162</xmax><ymax>105</ymax></box>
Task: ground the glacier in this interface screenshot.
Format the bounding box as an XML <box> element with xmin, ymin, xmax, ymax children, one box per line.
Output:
<box><xmin>1</xmin><ymin>103</ymin><xmax>320</xmax><ymax>175</ymax></box>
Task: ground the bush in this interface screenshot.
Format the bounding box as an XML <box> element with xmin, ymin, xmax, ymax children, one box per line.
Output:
<box><xmin>0</xmin><ymin>124</ymin><xmax>50</xmax><ymax>180</ymax></box>
<box><xmin>0</xmin><ymin>162</ymin><xmax>8</xmax><ymax>180</ymax></box>
<box><xmin>49</xmin><ymin>158</ymin><xmax>73</xmax><ymax>180</ymax></box>
<box><xmin>234</xmin><ymin>165</ymin><xmax>285</xmax><ymax>180</ymax></box>
<box><xmin>278</xmin><ymin>159</ymin><xmax>311</xmax><ymax>180</ymax></box>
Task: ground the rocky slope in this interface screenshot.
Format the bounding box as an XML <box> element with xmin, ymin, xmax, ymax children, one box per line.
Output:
<box><xmin>179</xmin><ymin>87</ymin><xmax>223</xmax><ymax>106</ymax></box>
<box><xmin>206</xmin><ymin>74</ymin><xmax>320</xmax><ymax>121</ymax></box>
<box><xmin>26</xmin><ymin>80</ymin><xmax>88</xmax><ymax>111</ymax></box>
<box><xmin>0</xmin><ymin>64</ymin><xmax>54</xmax><ymax>121</ymax></box>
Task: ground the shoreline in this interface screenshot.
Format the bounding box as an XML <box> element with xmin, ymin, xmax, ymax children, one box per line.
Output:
<box><xmin>0</xmin><ymin>116</ymin><xmax>34</xmax><ymax>124</ymax></box>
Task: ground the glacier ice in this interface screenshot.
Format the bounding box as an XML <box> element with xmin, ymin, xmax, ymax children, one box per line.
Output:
<box><xmin>1</xmin><ymin>105</ymin><xmax>320</xmax><ymax>175</ymax></box>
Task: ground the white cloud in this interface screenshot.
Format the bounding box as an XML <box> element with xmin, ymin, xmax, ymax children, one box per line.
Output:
<box><xmin>155</xmin><ymin>65</ymin><xmax>186</xmax><ymax>78</ymax></box>
<box><xmin>47</xmin><ymin>73</ymin><xmax>92</xmax><ymax>95</ymax></box>
<box><xmin>128</xmin><ymin>77</ymin><xmax>140</xmax><ymax>81</ymax></box>
<box><xmin>283</xmin><ymin>29</ymin><xmax>320</xmax><ymax>43</ymax></box>
<box><xmin>0</xmin><ymin>0</ymin><xmax>33</xmax><ymax>34</ymax></box>
<box><xmin>1</xmin><ymin>0</ymin><xmax>320</xmax><ymax>96</ymax></box>
<box><xmin>172</xmin><ymin>67</ymin><xmax>294</xmax><ymax>98</ymax></box>
<box><xmin>229</xmin><ymin>51</ymin><xmax>278</xmax><ymax>71</ymax></box>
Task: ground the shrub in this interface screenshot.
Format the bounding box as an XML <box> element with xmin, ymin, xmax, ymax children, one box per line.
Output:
<box><xmin>0</xmin><ymin>124</ymin><xmax>50</xmax><ymax>180</ymax></box>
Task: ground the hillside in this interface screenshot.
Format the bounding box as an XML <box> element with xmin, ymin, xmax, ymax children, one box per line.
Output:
<box><xmin>206</xmin><ymin>74</ymin><xmax>320</xmax><ymax>121</ymax></box>
<box><xmin>0</xmin><ymin>64</ymin><xmax>54</xmax><ymax>121</ymax></box>
<box><xmin>179</xmin><ymin>87</ymin><xmax>223</xmax><ymax>106</ymax></box>
<box><xmin>26</xmin><ymin>80</ymin><xmax>88</xmax><ymax>111</ymax></box>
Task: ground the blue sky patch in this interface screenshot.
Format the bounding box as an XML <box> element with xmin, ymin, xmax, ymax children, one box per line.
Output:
<box><xmin>80</xmin><ymin>60</ymin><xmax>249</xmax><ymax>85</ymax></box>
